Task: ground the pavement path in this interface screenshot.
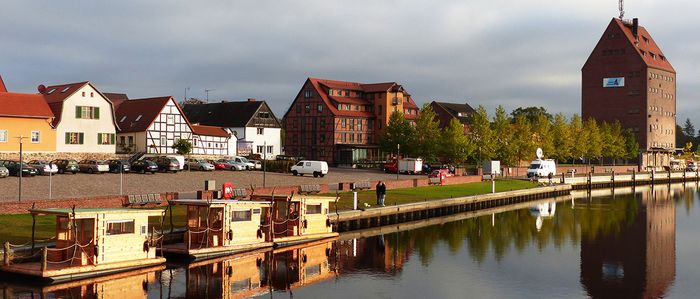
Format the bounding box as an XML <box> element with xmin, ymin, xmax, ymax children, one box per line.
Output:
<box><xmin>0</xmin><ymin>168</ymin><xmax>420</xmax><ymax>201</ymax></box>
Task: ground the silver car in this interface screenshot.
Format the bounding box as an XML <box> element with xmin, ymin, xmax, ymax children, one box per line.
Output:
<box><xmin>0</xmin><ymin>166</ymin><xmax>8</xmax><ymax>178</ymax></box>
<box><xmin>28</xmin><ymin>160</ymin><xmax>59</xmax><ymax>175</ymax></box>
<box><xmin>185</xmin><ymin>158</ymin><xmax>215</xmax><ymax>171</ymax></box>
<box><xmin>216</xmin><ymin>159</ymin><xmax>245</xmax><ymax>171</ymax></box>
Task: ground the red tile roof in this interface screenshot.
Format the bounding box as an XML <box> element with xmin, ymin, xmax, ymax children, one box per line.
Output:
<box><xmin>0</xmin><ymin>75</ymin><xmax>7</xmax><ymax>92</ymax></box>
<box><xmin>612</xmin><ymin>18</ymin><xmax>675</xmax><ymax>72</ymax></box>
<box><xmin>360</xmin><ymin>82</ymin><xmax>397</xmax><ymax>93</ymax></box>
<box><xmin>115</xmin><ymin>96</ymin><xmax>182</xmax><ymax>133</ymax></box>
<box><xmin>0</xmin><ymin>92</ymin><xmax>54</xmax><ymax>119</ymax></box>
<box><xmin>104</xmin><ymin>93</ymin><xmax>129</xmax><ymax>110</ymax></box>
<box><xmin>191</xmin><ymin>124</ymin><xmax>230</xmax><ymax>137</ymax></box>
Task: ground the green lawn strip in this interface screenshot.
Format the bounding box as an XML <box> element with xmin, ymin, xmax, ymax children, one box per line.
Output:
<box><xmin>327</xmin><ymin>179</ymin><xmax>539</xmax><ymax>211</ymax></box>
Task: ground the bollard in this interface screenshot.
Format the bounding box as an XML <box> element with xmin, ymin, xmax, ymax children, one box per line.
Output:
<box><xmin>3</xmin><ymin>242</ymin><xmax>9</xmax><ymax>266</ymax></box>
<box><xmin>41</xmin><ymin>247</ymin><xmax>47</xmax><ymax>272</ymax></box>
<box><xmin>353</xmin><ymin>191</ymin><xmax>358</xmax><ymax>210</ymax></box>
<box><xmin>611</xmin><ymin>170</ymin><xmax>615</xmax><ymax>187</ymax></box>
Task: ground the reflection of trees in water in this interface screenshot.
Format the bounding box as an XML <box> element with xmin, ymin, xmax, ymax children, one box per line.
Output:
<box><xmin>383</xmin><ymin>195</ymin><xmax>641</xmax><ymax>264</ymax></box>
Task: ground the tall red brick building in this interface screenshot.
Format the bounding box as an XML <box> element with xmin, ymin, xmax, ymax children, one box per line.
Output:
<box><xmin>582</xmin><ymin>18</ymin><xmax>676</xmax><ymax>168</ymax></box>
<box><xmin>283</xmin><ymin>77</ymin><xmax>419</xmax><ymax>165</ymax></box>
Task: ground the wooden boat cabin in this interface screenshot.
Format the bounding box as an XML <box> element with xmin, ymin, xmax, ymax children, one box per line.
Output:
<box><xmin>162</xmin><ymin>199</ymin><xmax>273</xmax><ymax>259</ymax></box>
<box><xmin>1</xmin><ymin>208</ymin><xmax>166</xmax><ymax>283</ymax></box>
<box><xmin>250</xmin><ymin>194</ymin><xmax>338</xmax><ymax>247</ymax></box>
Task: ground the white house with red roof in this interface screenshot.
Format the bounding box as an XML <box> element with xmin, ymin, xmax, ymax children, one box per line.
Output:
<box><xmin>110</xmin><ymin>94</ymin><xmax>236</xmax><ymax>156</ymax></box>
<box><xmin>39</xmin><ymin>81</ymin><xmax>118</xmax><ymax>153</ymax></box>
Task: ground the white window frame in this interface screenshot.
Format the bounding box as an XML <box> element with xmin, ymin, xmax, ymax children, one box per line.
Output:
<box><xmin>257</xmin><ymin>128</ymin><xmax>264</xmax><ymax>135</ymax></box>
<box><xmin>31</xmin><ymin>131</ymin><xmax>40</xmax><ymax>143</ymax></box>
<box><xmin>0</xmin><ymin>130</ymin><xmax>7</xmax><ymax>143</ymax></box>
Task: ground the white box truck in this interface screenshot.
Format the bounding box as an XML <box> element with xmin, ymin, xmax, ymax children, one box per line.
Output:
<box><xmin>398</xmin><ymin>158</ymin><xmax>423</xmax><ymax>174</ymax></box>
<box><xmin>526</xmin><ymin>159</ymin><xmax>556</xmax><ymax>178</ymax></box>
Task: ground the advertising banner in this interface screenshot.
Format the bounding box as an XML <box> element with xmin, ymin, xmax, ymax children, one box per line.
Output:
<box><xmin>603</xmin><ymin>77</ymin><xmax>625</xmax><ymax>88</ymax></box>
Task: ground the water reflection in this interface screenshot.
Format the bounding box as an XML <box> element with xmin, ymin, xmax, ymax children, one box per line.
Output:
<box><xmin>3</xmin><ymin>185</ymin><xmax>694</xmax><ymax>298</ymax></box>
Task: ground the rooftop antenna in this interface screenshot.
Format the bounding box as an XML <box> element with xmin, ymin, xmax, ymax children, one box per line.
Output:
<box><xmin>619</xmin><ymin>0</ymin><xmax>625</xmax><ymax>19</ymax></box>
<box><xmin>204</xmin><ymin>89</ymin><xmax>215</xmax><ymax>103</ymax></box>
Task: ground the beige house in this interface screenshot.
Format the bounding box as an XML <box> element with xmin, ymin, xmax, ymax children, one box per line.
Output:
<box><xmin>41</xmin><ymin>82</ymin><xmax>119</xmax><ymax>153</ymax></box>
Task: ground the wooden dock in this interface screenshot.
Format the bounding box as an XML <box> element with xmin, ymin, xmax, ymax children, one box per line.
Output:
<box><xmin>332</xmin><ymin>185</ymin><xmax>571</xmax><ymax>232</ymax></box>
<box><xmin>539</xmin><ymin>170</ymin><xmax>700</xmax><ymax>190</ymax></box>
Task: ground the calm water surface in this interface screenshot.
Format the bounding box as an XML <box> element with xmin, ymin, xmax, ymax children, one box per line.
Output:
<box><xmin>4</xmin><ymin>184</ymin><xmax>700</xmax><ymax>298</ymax></box>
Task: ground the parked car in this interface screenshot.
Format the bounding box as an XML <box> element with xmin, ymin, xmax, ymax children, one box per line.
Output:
<box><xmin>291</xmin><ymin>160</ymin><xmax>328</xmax><ymax>177</ymax></box>
<box><xmin>0</xmin><ymin>160</ymin><xmax>38</xmax><ymax>177</ymax></box>
<box><xmin>0</xmin><ymin>166</ymin><xmax>9</xmax><ymax>178</ymax></box>
<box><xmin>107</xmin><ymin>160</ymin><xmax>131</xmax><ymax>173</ymax></box>
<box><xmin>216</xmin><ymin>159</ymin><xmax>245</xmax><ymax>171</ymax></box>
<box><xmin>27</xmin><ymin>160</ymin><xmax>59</xmax><ymax>175</ymax></box>
<box><xmin>51</xmin><ymin>159</ymin><xmax>79</xmax><ymax>174</ymax></box>
<box><xmin>248</xmin><ymin>159</ymin><xmax>263</xmax><ymax>170</ymax></box>
<box><xmin>686</xmin><ymin>161</ymin><xmax>698</xmax><ymax>172</ymax></box>
<box><xmin>131</xmin><ymin>160</ymin><xmax>159</xmax><ymax>174</ymax></box>
<box><xmin>428</xmin><ymin>168</ymin><xmax>454</xmax><ymax>179</ymax></box>
<box><xmin>184</xmin><ymin>158</ymin><xmax>215</xmax><ymax>171</ymax></box>
<box><xmin>145</xmin><ymin>156</ymin><xmax>180</xmax><ymax>173</ymax></box>
<box><xmin>78</xmin><ymin>160</ymin><xmax>110</xmax><ymax>174</ymax></box>
<box><xmin>231</xmin><ymin>156</ymin><xmax>256</xmax><ymax>170</ymax></box>
<box><xmin>207</xmin><ymin>159</ymin><xmax>228</xmax><ymax>170</ymax></box>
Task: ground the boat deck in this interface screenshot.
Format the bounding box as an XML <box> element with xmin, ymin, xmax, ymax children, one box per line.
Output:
<box><xmin>1</xmin><ymin>257</ymin><xmax>166</xmax><ymax>282</ymax></box>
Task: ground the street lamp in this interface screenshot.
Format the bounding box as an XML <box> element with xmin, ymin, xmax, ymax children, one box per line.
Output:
<box><xmin>263</xmin><ymin>141</ymin><xmax>267</xmax><ymax>188</ymax></box>
<box><xmin>396</xmin><ymin>143</ymin><xmax>400</xmax><ymax>180</ymax></box>
<box><xmin>15</xmin><ymin>135</ymin><xmax>26</xmax><ymax>202</ymax></box>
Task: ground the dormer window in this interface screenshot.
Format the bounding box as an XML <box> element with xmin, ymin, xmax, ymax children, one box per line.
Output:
<box><xmin>328</xmin><ymin>89</ymin><xmax>333</xmax><ymax>96</ymax></box>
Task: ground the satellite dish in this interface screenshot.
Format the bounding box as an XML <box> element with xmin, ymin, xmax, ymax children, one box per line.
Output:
<box><xmin>37</xmin><ymin>84</ymin><xmax>46</xmax><ymax>94</ymax></box>
<box><xmin>536</xmin><ymin>148</ymin><xmax>543</xmax><ymax>159</ymax></box>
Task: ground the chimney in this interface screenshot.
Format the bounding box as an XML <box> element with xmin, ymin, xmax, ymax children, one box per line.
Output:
<box><xmin>632</xmin><ymin>18</ymin><xmax>639</xmax><ymax>37</ymax></box>
<box><xmin>247</xmin><ymin>98</ymin><xmax>256</xmax><ymax>102</ymax></box>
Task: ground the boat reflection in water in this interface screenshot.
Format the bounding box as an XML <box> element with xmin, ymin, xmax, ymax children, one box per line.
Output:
<box><xmin>184</xmin><ymin>239</ymin><xmax>337</xmax><ymax>298</ymax></box>
<box><xmin>1</xmin><ymin>264</ymin><xmax>164</xmax><ymax>299</ymax></box>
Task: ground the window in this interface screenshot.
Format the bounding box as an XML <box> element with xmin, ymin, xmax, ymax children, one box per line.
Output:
<box><xmin>135</xmin><ymin>114</ymin><xmax>142</xmax><ymax>122</ymax></box>
<box><xmin>341</xmin><ymin>133</ymin><xmax>346</xmax><ymax>143</ymax></box>
<box><xmin>257</xmin><ymin>145</ymin><xmax>263</xmax><ymax>153</ymax></box>
<box><xmin>305</xmin><ymin>104</ymin><xmax>311</xmax><ymax>113</ymax></box>
<box><xmin>119</xmin><ymin>116</ymin><xmax>127</xmax><ymax>123</ymax></box>
<box><xmin>160</xmin><ymin>136</ymin><xmax>166</xmax><ymax>146</ymax></box>
<box><xmin>258</xmin><ymin>112</ymin><xmax>270</xmax><ymax>118</ymax></box>
<box><xmin>320</xmin><ymin>134</ymin><xmax>325</xmax><ymax>143</ymax></box>
<box><xmin>61</xmin><ymin>86</ymin><xmax>71</xmax><ymax>93</ymax></box>
<box><xmin>97</xmin><ymin>133</ymin><xmax>115</xmax><ymax>145</ymax></box>
<box><xmin>320</xmin><ymin>119</ymin><xmax>326</xmax><ymax>128</ymax></box>
<box><xmin>349</xmin><ymin>133</ymin><xmax>354</xmax><ymax>143</ymax></box>
<box><xmin>328</xmin><ymin>89</ymin><xmax>333</xmax><ymax>96</ymax></box>
<box><xmin>31</xmin><ymin>131</ymin><xmax>40</xmax><ymax>143</ymax></box>
<box><xmin>304</xmin><ymin>90</ymin><xmax>313</xmax><ymax>98</ymax></box>
<box><xmin>167</xmin><ymin>115</ymin><xmax>174</xmax><ymax>125</ymax></box>
<box><xmin>267</xmin><ymin>146</ymin><xmax>273</xmax><ymax>154</ymax></box>
<box><xmin>257</xmin><ymin>128</ymin><xmax>264</xmax><ymax>135</ymax></box>
<box><xmin>128</xmin><ymin>136</ymin><xmax>134</xmax><ymax>145</ymax></box>
<box><xmin>358</xmin><ymin>133</ymin><xmax>362</xmax><ymax>142</ymax></box>
<box><xmin>232</xmin><ymin>210</ymin><xmax>252</xmax><ymax>221</ymax></box>
<box><xmin>75</xmin><ymin>106</ymin><xmax>100</xmax><ymax>119</ymax></box>
<box><xmin>0</xmin><ymin>130</ymin><xmax>7</xmax><ymax>142</ymax></box>
<box><xmin>341</xmin><ymin>118</ymin><xmax>346</xmax><ymax>128</ymax></box>
<box><xmin>306</xmin><ymin>204</ymin><xmax>322</xmax><ymax>214</ymax></box>
<box><xmin>65</xmin><ymin>132</ymin><xmax>84</xmax><ymax>144</ymax></box>
<box><xmin>120</xmin><ymin>136</ymin><xmax>126</xmax><ymax>145</ymax></box>
<box><xmin>106</xmin><ymin>220</ymin><xmax>135</xmax><ymax>235</ymax></box>
<box><xmin>317</xmin><ymin>104</ymin><xmax>323</xmax><ymax>112</ymax></box>
<box><xmin>358</xmin><ymin>120</ymin><xmax>363</xmax><ymax>131</ymax></box>
<box><xmin>231</xmin><ymin>278</ymin><xmax>252</xmax><ymax>293</ymax></box>
<box><xmin>82</xmin><ymin>92</ymin><xmax>86</xmax><ymax>97</ymax></box>
<box><xmin>345</xmin><ymin>90</ymin><xmax>350</xmax><ymax>96</ymax></box>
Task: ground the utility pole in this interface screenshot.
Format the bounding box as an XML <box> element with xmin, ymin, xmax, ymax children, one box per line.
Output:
<box><xmin>184</xmin><ymin>87</ymin><xmax>190</xmax><ymax>103</ymax></box>
<box><xmin>619</xmin><ymin>0</ymin><xmax>624</xmax><ymax>19</ymax></box>
<box><xmin>263</xmin><ymin>141</ymin><xmax>267</xmax><ymax>188</ymax></box>
<box><xmin>205</xmin><ymin>89</ymin><xmax>215</xmax><ymax>103</ymax></box>
<box><xmin>15</xmin><ymin>135</ymin><xmax>26</xmax><ymax>202</ymax></box>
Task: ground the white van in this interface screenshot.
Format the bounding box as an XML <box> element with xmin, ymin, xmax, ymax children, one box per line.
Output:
<box><xmin>527</xmin><ymin>159</ymin><xmax>556</xmax><ymax>178</ymax></box>
<box><xmin>232</xmin><ymin>156</ymin><xmax>256</xmax><ymax>170</ymax></box>
<box><xmin>291</xmin><ymin>160</ymin><xmax>328</xmax><ymax>177</ymax></box>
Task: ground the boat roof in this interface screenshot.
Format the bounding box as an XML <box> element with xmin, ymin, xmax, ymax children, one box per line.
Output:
<box><xmin>169</xmin><ymin>199</ymin><xmax>272</xmax><ymax>207</ymax></box>
<box><xmin>252</xmin><ymin>194</ymin><xmax>338</xmax><ymax>202</ymax></box>
<box><xmin>30</xmin><ymin>207</ymin><xmax>164</xmax><ymax>217</ymax></box>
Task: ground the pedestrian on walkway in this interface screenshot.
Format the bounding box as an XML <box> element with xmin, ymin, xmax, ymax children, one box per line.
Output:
<box><xmin>376</xmin><ymin>181</ymin><xmax>386</xmax><ymax>206</ymax></box>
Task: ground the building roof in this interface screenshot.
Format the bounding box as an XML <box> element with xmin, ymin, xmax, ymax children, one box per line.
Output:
<box><xmin>0</xmin><ymin>75</ymin><xmax>6</xmax><ymax>92</ymax></box>
<box><xmin>191</xmin><ymin>124</ymin><xmax>230</xmax><ymax>137</ymax></box>
<box><xmin>104</xmin><ymin>93</ymin><xmax>129</xmax><ymax>109</ymax></box>
<box><xmin>115</xmin><ymin>96</ymin><xmax>187</xmax><ymax>133</ymax></box>
<box><xmin>0</xmin><ymin>92</ymin><xmax>54</xmax><ymax>119</ymax></box>
<box><xmin>39</xmin><ymin>81</ymin><xmax>119</xmax><ymax>129</ymax></box>
<box><xmin>432</xmin><ymin>101</ymin><xmax>475</xmax><ymax>125</ymax></box>
<box><xmin>183</xmin><ymin>100</ymin><xmax>281</xmax><ymax>128</ymax></box>
<box><xmin>613</xmin><ymin>18</ymin><xmax>674</xmax><ymax>72</ymax></box>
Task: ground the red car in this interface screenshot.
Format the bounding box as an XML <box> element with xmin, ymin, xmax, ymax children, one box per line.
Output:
<box><xmin>383</xmin><ymin>161</ymin><xmax>398</xmax><ymax>174</ymax></box>
<box><xmin>207</xmin><ymin>159</ymin><xmax>227</xmax><ymax>170</ymax></box>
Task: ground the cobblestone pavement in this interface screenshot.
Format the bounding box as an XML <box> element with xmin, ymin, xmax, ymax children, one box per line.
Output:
<box><xmin>0</xmin><ymin>168</ymin><xmax>420</xmax><ymax>201</ymax></box>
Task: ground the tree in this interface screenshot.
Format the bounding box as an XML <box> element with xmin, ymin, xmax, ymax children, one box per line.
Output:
<box><xmin>511</xmin><ymin>114</ymin><xmax>536</xmax><ymax>171</ymax></box>
<box><xmin>440</xmin><ymin>118</ymin><xmax>473</xmax><ymax>163</ymax></box>
<box><xmin>414</xmin><ymin>103</ymin><xmax>442</xmax><ymax>162</ymax></box>
<box><xmin>608</xmin><ymin>121</ymin><xmax>627</xmax><ymax>162</ymax></box>
<box><xmin>683</xmin><ymin>118</ymin><xmax>696</xmax><ymax>138</ymax></box>
<box><xmin>380</xmin><ymin>111</ymin><xmax>416</xmax><ymax>157</ymax></box>
<box><xmin>623</xmin><ymin>129</ymin><xmax>640</xmax><ymax>161</ymax></box>
<box><xmin>583</xmin><ymin>118</ymin><xmax>602</xmax><ymax>161</ymax></box>
<box><xmin>551</xmin><ymin>113</ymin><xmax>572</xmax><ymax>162</ymax></box>
<box><xmin>510</xmin><ymin>107</ymin><xmax>553</xmax><ymax>124</ymax></box>
<box><xmin>532</xmin><ymin>113</ymin><xmax>554</xmax><ymax>158</ymax></box>
<box><xmin>492</xmin><ymin>106</ymin><xmax>516</xmax><ymax>166</ymax></box>
<box><xmin>570</xmin><ymin>114</ymin><xmax>587</xmax><ymax>164</ymax></box>
<box><xmin>171</xmin><ymin>139</ymin><xmax>193</xmax><ymax>155</ymax></box>
<box><xmin>468</xmin><ymin>105</ymin><xmax>495</xmax><ymax>163</ymax></box>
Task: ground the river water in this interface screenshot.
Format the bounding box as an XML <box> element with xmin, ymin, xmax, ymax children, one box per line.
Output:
<box><xmin>3</xmin><ymin>183</ymin><xmax>700</xmax><ymax>298</ymax></box>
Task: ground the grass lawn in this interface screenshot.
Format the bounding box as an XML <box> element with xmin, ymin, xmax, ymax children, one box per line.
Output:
<box><xmin>328</xmin><ymin>179</ymin><xmax>538</xmax><ymax>211</ymax></box>
<box><xmin>0</xmin><ymin>180</ymin><xmax>537</xmax><ymax>244</ymax></box>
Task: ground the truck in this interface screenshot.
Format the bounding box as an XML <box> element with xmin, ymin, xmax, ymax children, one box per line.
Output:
<box><xmin>526</xmin><ymin>159</ymin><xmax>556</xmax><ymax>178</ymax></box>
<box><xmin>383</xmin><ymin>158</ymin><xmax>424</xmax><ymax>175</ymax></box>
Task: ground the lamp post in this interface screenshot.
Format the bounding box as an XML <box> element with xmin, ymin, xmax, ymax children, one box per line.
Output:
<box><xmin>396</xmin><ymin>143</ymin><xmax>400</xmax><ymax>180</ymax></box>
<box><xmin>16</xmin><ymin>135</ymin><xmax>26</xmax><ymax>202</ymax></box>
<box><xmin>263</xmin><ymin>141</ymin><xmax>267</xmax><ymax>188</ymax></box>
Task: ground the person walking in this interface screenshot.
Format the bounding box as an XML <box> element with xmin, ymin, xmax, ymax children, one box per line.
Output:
<box><xmin>376</xmin><ymin>181</ymin><xmax>386</xmax><ymax>206</ymax></box>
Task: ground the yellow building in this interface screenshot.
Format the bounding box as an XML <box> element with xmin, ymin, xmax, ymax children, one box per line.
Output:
<box><xmin>0</xmin><ymin>91</ymin><xmax>56</xmax><ymax>153</ymax></box>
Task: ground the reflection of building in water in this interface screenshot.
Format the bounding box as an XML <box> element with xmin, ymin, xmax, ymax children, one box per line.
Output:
<box><xmin>1</xmin><ymin>265</ymin><xmax>161</xmax><ymax>299</ymax></box>
<box><xmin>335</xmin><ymin>234</ymin><xmax>413</xmax><ymax>275</ymax></box>
<box><xmin>580</xmin><ymin>187</ymin><xmax>676</xmax><ymax>298</ymax></box>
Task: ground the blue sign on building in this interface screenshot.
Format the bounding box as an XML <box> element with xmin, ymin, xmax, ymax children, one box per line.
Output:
<box><xmin>603</xmin><ymin>77</ymin><xmax>625</xmax><ymax>88</ymax></box>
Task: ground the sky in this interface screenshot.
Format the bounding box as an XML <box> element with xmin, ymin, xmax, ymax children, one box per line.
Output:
<box><xmin>2</xmin><ymin>1</ymin><xmax>699</xmax><ymax>124</ymax></box>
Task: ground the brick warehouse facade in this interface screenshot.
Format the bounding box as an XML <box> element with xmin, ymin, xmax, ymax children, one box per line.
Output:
<box><xmin>582</xmin><ymin>18</ymin><xmax>676</xmax><ymax>169</ymax></box>
<box><xmin>283</xmin><ymin>78</ymin><xmax>419</xmax><ymax>165</ymax></box>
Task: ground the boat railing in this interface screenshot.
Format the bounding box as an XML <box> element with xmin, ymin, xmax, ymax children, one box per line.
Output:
<box><xmin>186</xmin><ymin>227</ymin><xmax>224</xmax><ymax>250</ymax></box>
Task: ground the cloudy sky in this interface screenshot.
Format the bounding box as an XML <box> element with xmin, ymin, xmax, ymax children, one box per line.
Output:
<box><xmin>2</xmin><ymin>1</ymin><xmax>698</xmax><ymax>123</ymax></box>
